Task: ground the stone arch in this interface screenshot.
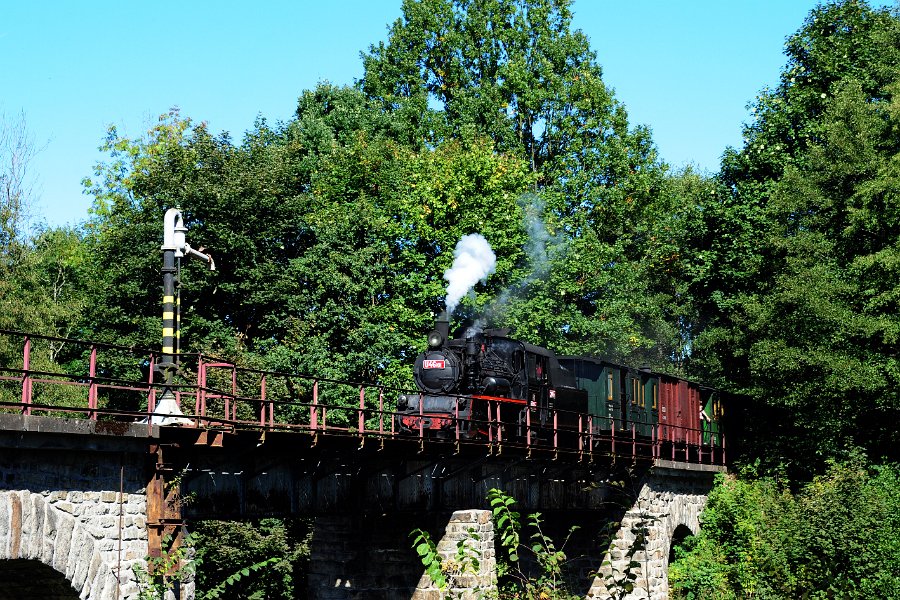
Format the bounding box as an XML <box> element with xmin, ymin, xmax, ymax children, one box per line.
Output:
<box><xmin>667</xmin><ymin>524</ymin><xmax>694</xmax><ymax>564</ymax></box>
<box><xmin>0</xmin><ymin>559</ymin><xmax>81</xmax><ymax>599</ymax></box>
<box><xmin>0</xmin><ymin>490</ymin><xmax>124</xmax><ymax>600</ymax></box>
<box><xmin>586</xmin><ymin>468</ymin><xmax>715</xmax><ymax>599</ymax></box>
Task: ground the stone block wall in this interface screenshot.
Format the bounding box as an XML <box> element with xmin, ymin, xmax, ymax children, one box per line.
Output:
<box><xmin>586</xmin><ymin>465</ymin><xmax>719</xmax><ymax>600</ymax></box>
<box><xmin>0</xmin><ymin>443</ymin><xmax>151</xmax><ymax>599</ymax></box>
<box><xmin>413</xmin><ymin>509</ymin><xmax>496</xmax><ymax>600</ymax></box>
<box><xmin>0</xmin><ymin>489</ymin><xmax>147</xmax><ymax>599</ymax></box>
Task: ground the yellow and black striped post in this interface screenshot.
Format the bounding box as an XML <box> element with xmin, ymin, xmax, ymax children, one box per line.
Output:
<box><xmin>161</xmin><ymin>245</ymin><xmax>177</xmax><ymax>384</ymax></box>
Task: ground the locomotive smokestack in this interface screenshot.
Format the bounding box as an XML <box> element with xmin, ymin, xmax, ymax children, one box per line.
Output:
<box><xmin>436</xmin><ymin>310</ymin><xmax>450</xmax><ymax>342</ymax></box>
<box><xmin>428</xmin><ymin>310</ymin><xmax>451</xmax><ymax>348</ymax></box>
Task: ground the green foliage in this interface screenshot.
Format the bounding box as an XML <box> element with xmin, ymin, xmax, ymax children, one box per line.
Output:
<box><xmin>360</xmin><ymin>0</ymin><xmax>686</xmax><ymax>368</ymax></box>
<box><xmin>682</xmin><ymin>0</ymin><xmax>900</xmax><ymax>471</ymax></box>
<box><xmin>133</xmin><ymin>534</ymin><xmax>196</xmax><ymax>600</ymax></box>
<box><xmin>133</xmin><ymin>529</ymin><xmax>292</xmax><ymax>600</ymax></box>
<box><xmin>411</xmin><ymin>528</ymin><xmax>450</xmax><ymax>591</ymax></box>
<box><xmin>0</xmin><ymin>226</ymin><xmax>87</xmax><ymax>341</ymax></box>
<box><xmin>202</xmin><ymin>557</ymin><xmax>282</xmax><ymax>600</ymax></box>
<box><xmin>487</xmin><ymin>488</ymin><xmax>582</xmax><ymax>599</ymax></box>
<box><xmin>411</xmin><ymin>526</ymin><xmax>485</xmax><ymax>599</ymax></box>
<box><xmin>489</xmin><ymin>487</ymin><xmax>521</xmax><ymax>567</ymax></box>
<box><xmin>192</xmin><ymin>519</ymin><xmax>309</xmax><ymax>600</ymax></box>
<box><xmin>670</xmin><ymin>457</ymin><xmax>900</xmax><ymax>599</ymax></box>
<box><xmin>0</xmin><ymin>225</ymin><xmax>90</xmax><ymax>410</ymax></box>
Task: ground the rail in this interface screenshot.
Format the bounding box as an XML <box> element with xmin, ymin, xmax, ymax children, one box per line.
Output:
<box><xmin>0</xmin><ymin>329</ymin><xmax>725</xmax><ymax>465</ymax></box>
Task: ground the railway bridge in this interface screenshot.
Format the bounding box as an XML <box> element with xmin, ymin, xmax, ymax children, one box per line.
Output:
<box><xmin>0</xmin><ymin>330</ymin><xmax>726</xmax><ymax>599</ymax></box>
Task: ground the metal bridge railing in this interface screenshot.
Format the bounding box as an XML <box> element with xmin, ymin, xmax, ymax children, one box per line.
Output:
<box><xmin>0</xmin><ymin>329</ymin><xmax>725</xmax><ymax>466</ymax></box>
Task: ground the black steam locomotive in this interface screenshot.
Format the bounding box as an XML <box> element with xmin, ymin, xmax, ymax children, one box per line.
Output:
<box><xmin>395</xmin><ymin>313</ymin><xmax>726</xmax><ymax>456</ymax></box>
<box><xmin>395</xmin><ymin>312</ymin><xmax>588</xmax><ymax>440</ymax></box>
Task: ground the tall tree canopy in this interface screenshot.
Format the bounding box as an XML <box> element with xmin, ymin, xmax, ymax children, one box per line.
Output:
<box><xmin>76</xmin><ymin>0</ymin><xmax>689</xmax><ymax>390</ymax></box>
<box><xmin>687</xmin><ymin>0</ymin><xmax>900</xmax><ymax>470</ymax></box>
<box><xmin>362</xmin><ymin>0</ymin><xmax>689</xmax><ymax>364</ymax></box>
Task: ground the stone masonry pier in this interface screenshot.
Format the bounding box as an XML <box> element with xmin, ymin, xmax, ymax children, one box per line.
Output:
<box><xmin>0</xmin><ymin>415</ymin><xmax>155</xmax><ymax>599</ymax></box>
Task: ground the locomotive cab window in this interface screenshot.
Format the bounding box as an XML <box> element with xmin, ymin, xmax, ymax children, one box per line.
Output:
<box><xmin>652</xmin><ymin>383</ymin><xmax>658</xmax><ymax>409</ymax></box>
<box><xmin>607</xmin><ymin>372</ymin><xmax>614</xmax><ymax>401</ymax></box>
<box><xmin>511</xmin><ymin>350</ymin><xmax>524</xmax><ymax>372</ymax></box>
<box><xmin>631</xmin><ymin>378</ymin><xmax>639</xmax><ymax>405</ymax></box>
<box><xmin>535</xmin><ymin>356</ymin><xmax>547</xmax><ymax>381</ymax></box>
<box><xmin>527</xmin><ymin>354</ymin><xmax>547</xmax><ymax>381</ymax></box>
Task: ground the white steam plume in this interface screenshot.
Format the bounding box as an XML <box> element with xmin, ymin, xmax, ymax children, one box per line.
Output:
<box><xmin>484</xmin><ymin>194</ymin><xmax>564</xmax><ymax>319</ymax></box>
<box><xmin>443</xmin><ymin>233</ymin><xmax>497</xmax><ymax>314</ymax></box>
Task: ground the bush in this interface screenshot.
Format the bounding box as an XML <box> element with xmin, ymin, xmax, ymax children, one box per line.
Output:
<box><xmin>670</xmin><ymin>455</ymin><xmax>900</xmax><ymax>599</ymax></box>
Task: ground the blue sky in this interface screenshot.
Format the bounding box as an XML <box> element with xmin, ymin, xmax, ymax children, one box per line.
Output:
<box><xmin>1</xmin><ymin>1</ymin><xmax>877</xmax><ymax>229</ymax></box>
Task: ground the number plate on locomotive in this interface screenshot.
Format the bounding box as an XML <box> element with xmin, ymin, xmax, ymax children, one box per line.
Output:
<box><xmin>422</xmin><ymin>360</ymin><xmax>446</xmax><ymax>369</ymax></box>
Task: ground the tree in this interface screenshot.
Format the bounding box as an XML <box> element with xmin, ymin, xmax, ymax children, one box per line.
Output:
<box><xmin>0</xmin><ymin>111</ymin><xmax>87</xmax><ymax>353</ymax></box>
<box><xmin>361</xmin><ymin>0</ymin><xmax>658</xmax><ymax>189</ymax></box>
<box><xmin>0</xmin><ymin>109</ymin><xmax>40</xmax><ymax>254</ymax></box>
<box><xmin>362</xmin><ymin>0</ymin><xmax>691</xmax><ymax>366</ymax></box>
<box><xmin>81</xmin><ymin>100</ymin><xmax>534</xmax><ymax>391</ymax></box>
<box><xmin>685</xmin><ymin>0</ymin><xmax>900</xmax><ymax>470</ymax></box>
<box><xmin>670</xmin><ymin>458</ymin><xmax>900</xmax><ymax>598</ymax></box>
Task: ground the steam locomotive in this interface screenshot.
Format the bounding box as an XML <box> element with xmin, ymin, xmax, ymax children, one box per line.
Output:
<box><xmin>395</xmin><ymin>312</ymin><xmax>725</xmax><ymax>456</ymax></box>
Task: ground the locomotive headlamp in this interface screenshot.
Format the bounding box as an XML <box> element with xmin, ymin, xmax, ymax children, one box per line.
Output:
<box><xmin>427</xmin><ymin>330</ymin><xmax>444</xmax><ymax>348</ymax></box>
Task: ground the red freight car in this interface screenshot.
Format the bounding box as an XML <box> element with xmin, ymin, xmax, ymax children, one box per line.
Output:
<box><xmin>658</xmin><ymin>375</ymin><xmax>701</xmax><ymax>446</ymax></box>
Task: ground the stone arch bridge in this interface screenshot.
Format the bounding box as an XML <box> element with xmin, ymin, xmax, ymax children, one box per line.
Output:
<box><xmin>0</xmin><ymin>414</ymin><xmax>722</xmax><ymax>599</ymax></box>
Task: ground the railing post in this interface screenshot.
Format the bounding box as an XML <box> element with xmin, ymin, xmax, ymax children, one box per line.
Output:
<box><xmin>588</xmin><ymin>416</ymin><xmax>594</xmax><ymax>456</ymax></box>
<box><xmin>148</xmin><ymin>353</ymin><xmax>157</xmax><ymax>417</ymax></box>
<box><xmin>669</xmin><ymin>425</ymin><xmax>674</xmax><ymax>461</ymax></box>
<box><xmin>21</xmin><ymin>335</ymin><xmax>32</xmax><ymax>414</ymax></box>
<box><xmin>699</xmin><ymin>429</ymin><xmax>704</xmax><ymax>464</ymax></box>
<box><xmin>310</xmin><ymin>380</ymin><xmax>319</xmax><ymax>430</ymax></box>
<box><xmin>487</xmin><ymin>401</ymin><xmax>493</xmax><ymax>444</ymax></box>
<box><xmin>418</xmin><ymin>392</ymin><xmax>424</xmax><ymax>439</ymax></box>
<box><xmin>88</xmin><ymin>345</ymin><xmax>98</xmax><ymax>419</ymax></box>
<box><xmin>526</xmin><ymin>404</ymin><xmax>531</xmax><ymax>448</ymax></box>
<box><xmin>632</xmin><ymin>423</ymin><xmax>636</xmax><ymax>460</ymax></box>
<box><xmin>610</xmin><ymin>416</ymin><xmax>615</xmax><ymax>457</ymax></box>
<box><xmin>378</xmin><ymin>389</ymin><xmax>384</xmax><ymax>436</ymax></box>
<box><xmin>358</xmin><ymin>385</ymin><xmax>366</xmax><ymax>436</ymax></box>
<box><xmin>196</xmin><ymin>358</ymin><xmax>206</xmax><ymax>418</ymax></box>
<box><xmin>553</xmin><ymin>410</ymin><xmax>558</xmax><ymax>451</ymax></box>
<box><xmin>454</xmin><ymin>397</ymin><xmax>460</xmax><ymax>444</ymax></box>
<box><xmin>260</xmin><ymin>374</ymin><xmax>268</xmax><ymax>427</ymax></box>
<box><xmin>229</xmin><ymin>365</ymin><xmax>238</xmax><ymax>421</ymax></box>
<box><xmin>578</xmin><ymin>414</ymin><xmax>583</xmax><ymax>456</ymax></box>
